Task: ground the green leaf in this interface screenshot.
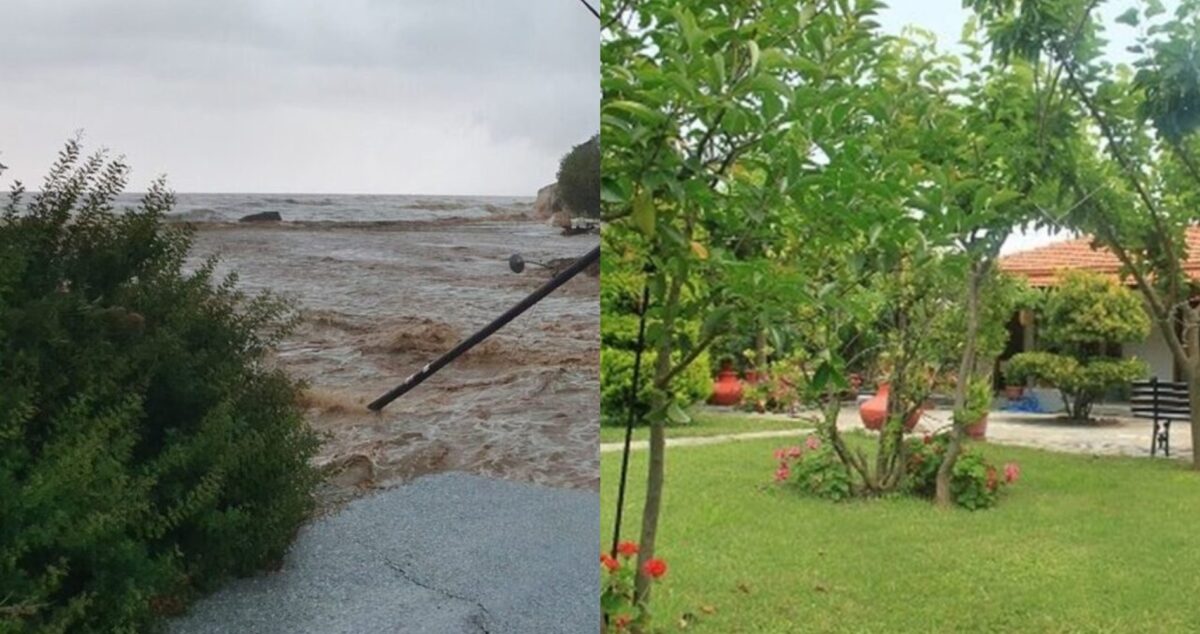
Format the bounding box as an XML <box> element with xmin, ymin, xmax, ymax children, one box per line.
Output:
<box><xmin>1115</xmin><ymin>8</ymin><xmax>1139</xmax><ymax>27</ymax></box>
<box><xmin>666</xmin><ymin>402</ymin><xmax>691</xmax><ymax>425</ymax></box>
<box><xmin>631</xmin><ymin>191</ymin><xmax>656</xmax><ymax>237</ymax></box>
<box><xmin>604</xmin><ymin>100</ymin><xmax>665</xmax><ymax>124</ymax></box>
<box><xmin>746</xmin><ymin>40</ymin><xmax>761</xmax><ymax>74</ymax></box>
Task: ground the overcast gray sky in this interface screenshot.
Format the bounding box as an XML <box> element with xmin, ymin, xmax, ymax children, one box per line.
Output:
<box><xmin>0</xmin><ymin>0</ymin><xmax>599</xmax><ymax>195</ymax></box>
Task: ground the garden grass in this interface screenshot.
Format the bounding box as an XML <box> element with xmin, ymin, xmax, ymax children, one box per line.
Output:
<box><xmin>599</xmin><ymin>409</ymin><xmax>812</xmax><ymax>444</ymax></box>
<box><xmin>601</xmin><ymin>432</ymin><xmax>1200</xmax><ymax>633</ymax></box>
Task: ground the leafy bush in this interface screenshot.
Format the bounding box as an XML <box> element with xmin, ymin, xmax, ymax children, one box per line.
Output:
<box><xmin>556</xmin><ymin>135</ymin><xmax>600</xmax><ymax>219</ymax></box>
<box><xmin>773</xmin><ymin>436</ymin><xmax>853</xmax><ymax>502</ymax></box>
<box><xmin>904</xmin><ymin>434</ymin><xmax>1019</xmax><ymax>510</ymax></box>
<box><xmin>599</xmin><ymin>246</ymin><xmax>711</xmax><ymax>426</ymax></box>
<box><xmin>0</xmin><ymin>141</ymin><xmax>319</xmax><ymax>633</ymax></box>
<box><xmin>1007</xmin><ymin>352</ymin><xmax>1146</xmax><ymax>420</ymax></box>
<box><xmin>1039</xmin><ymin>270</ymin><xmax>1150</xmax><ymax>350</ymax></box>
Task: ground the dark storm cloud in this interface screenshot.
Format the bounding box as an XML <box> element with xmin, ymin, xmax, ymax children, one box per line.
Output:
<box><xmin>0</xmin><ymin>0</ymin><xmax>598</xmax><ymax>194</ymax></box>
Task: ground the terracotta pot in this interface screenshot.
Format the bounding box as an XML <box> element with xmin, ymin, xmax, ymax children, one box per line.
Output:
<box><xmin>966</xmin><ymin>414</ymin><xmax>988</xmax><ymax>440</ymax></box>
<box><xmin>1004</xmin><ymin>385</ymin><xmax>1024</xmax><ymax>400</ymax></box>
<box><xmin>859</xmin><ymin>383</ymin><xmax>922</xmax><ymax>432</ymax></box>
<box><xmin>709</xmin><ymin>369</ymin><xmax>744</xmax><ymax>406</ymax></box>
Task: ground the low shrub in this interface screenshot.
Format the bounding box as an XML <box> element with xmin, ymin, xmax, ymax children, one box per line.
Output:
<box><xmin>904</xmin><ymin>434</ymin><xmax>1019</xmax><ymax>510</ymax></box>
<box><xmin>773</xmin><ymin>435</ymin><xmax>853</xmax><ymax>502</ymax></box>
<box><xmin>1006</xmin><ymin>352</ymin><xmax>1145</xmax><ymax>420</ymax></box>
<box><xmin>0</xmin><ymin>141</ymin><xmax>319</xmax><ymax>633</ymax></box>
<box><xmin>600</xmin><ymin>346</ymin><xmax>711</xmax><ymax>426</ymax></box>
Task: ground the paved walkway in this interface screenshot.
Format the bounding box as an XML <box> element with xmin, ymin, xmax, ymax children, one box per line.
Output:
<box><xmin>601</xmin><ymin>406</ymin><xmax>1194</xmax><ymax>462</ymax></box>
<box><xmin>170</xmin><ymin>473</ymin><xmax>597</xmax><ymax>634</ymax></box>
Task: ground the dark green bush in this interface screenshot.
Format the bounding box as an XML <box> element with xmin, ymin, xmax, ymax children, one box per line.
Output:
<box><xmin>556</xmin><ymin>135</ymin><xmax>600</xmax><ymax>219</ymax></box>
<box><xmin>0</xmin><ymin>141</ymin><xmax>319</xmax><ymax>633</ymax></box>
<box><xmin>599</xmin><ymin>249</ymin><xmax>710</xmax><ymax>426</ymax></box>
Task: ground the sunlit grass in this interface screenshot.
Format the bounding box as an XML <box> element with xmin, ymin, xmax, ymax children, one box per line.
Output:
<box><xmin>601</xmin><ymin>431</ymin><xmax>1200</xmax><ymax>633</ymax></box>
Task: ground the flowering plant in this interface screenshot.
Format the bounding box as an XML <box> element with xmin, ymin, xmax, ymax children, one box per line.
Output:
<box><xmin>905</xmin><ymin>433</ymin><xmax>1020</xmax><ymax>509</ymax></box>
<box><xmin>773</xmin><ymin>434</ymin><xmax>853</xmax><ymax>501</ymax></box>
<box><xmin>601</xmin><ymin>541</ymin><xmax>667</xmax><ymax>632</ymax></box>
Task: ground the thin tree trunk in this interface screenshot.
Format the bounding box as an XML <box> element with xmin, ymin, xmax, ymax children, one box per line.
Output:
<box><xmin>634</xmin><ymin>272</ymin><xmax>683</xmax><ymax>606</ymax></box>
<box><xmin>936</xmin><ymin>262</ymin><xmax>983</xmax><ymax>507</ymax></box>
<box><xmin>1187</xmin><ymin>308</ymin><xmax>1200</xmax><ymax>471</ymax></box>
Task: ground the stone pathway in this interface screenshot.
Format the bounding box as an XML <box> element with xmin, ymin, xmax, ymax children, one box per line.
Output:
<box><xmin>600</xmin><ymin>406</ymin><xmax>1194</xmax><ymax>462</ymax></box>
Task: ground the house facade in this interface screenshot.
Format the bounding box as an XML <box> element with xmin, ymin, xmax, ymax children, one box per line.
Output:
<box><xmin>996</xmin><ymin>229</ymin><xmax>1200</xmax><ymax>385</ymax></box>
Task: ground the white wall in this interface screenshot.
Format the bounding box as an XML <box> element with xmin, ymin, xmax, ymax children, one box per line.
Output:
<box><xmin>1124</xmin><ymin>298</ymin><xmax>1176</xmax><ymax>381</ymax></box>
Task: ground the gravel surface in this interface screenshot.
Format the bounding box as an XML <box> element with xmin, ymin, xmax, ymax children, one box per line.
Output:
<box><xmin>169</xmin><ymin>472</ymin><xmax>599</xmax><ymax>634</ymax></box>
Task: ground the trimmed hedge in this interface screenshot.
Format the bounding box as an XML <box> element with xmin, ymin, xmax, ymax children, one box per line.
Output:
<box><xmin>0</xmin><ymin>141</ymin><xmax>319</xmax><ymax>633</ymax></box>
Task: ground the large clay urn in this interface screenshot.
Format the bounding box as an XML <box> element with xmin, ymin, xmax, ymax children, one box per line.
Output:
<box><xmin>859</xmin><ymin>383</ymin><xmax>922</xmax><ymax>432</ymax></box>
<box><xmin>709</xmin><ymin>363</ymin><xmax>744</xmax><ymax>406</ymax></box>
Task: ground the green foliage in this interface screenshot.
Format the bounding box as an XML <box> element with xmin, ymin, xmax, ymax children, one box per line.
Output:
<box><xmin>556</xmin><ymin>135</ymin><xmax>600</xmax><ymax>219</ymax></box>
<box><xmin>599</xmin><ymin>346</ymin><xmax>711</xmax><ymax>427</ymax></box>
<box><xmin>1008</xmin><ymin>352</ymin><xmax>1147</xmax><ymax>420</ymax></box>
<box><xmin>0</xmin><ymin>141</ymin><xmax>319</xmax><ymax>633</ymax></box>
<box><xmin>904</xmin><ymin>434</ymin><xmax>1017</xmax><ymax>510</ymax></box>
<box><xmin>775</xmin><ymin>437</ymin><xmax>853</xmax><ymax>503</ymax></box>
<box><xmin>1039</xmin><ymin>271</ymin><xmax>1151</xmax><ymax>350</ymax></box>
<box><xmin>599</xmin><ymin>247</ymin><xmax>710</xmax><ymax>427</ymax></box>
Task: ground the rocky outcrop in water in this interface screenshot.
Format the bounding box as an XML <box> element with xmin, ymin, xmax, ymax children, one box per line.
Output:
<box><xmin>239</xmin><ymin>211</ymin><xmax>282</xmax><ymax>222</ymax></box>
<box><xmin>533</xmin><ymin>183</ymin><xmax>563</xmax><ymax>219</ymax></box>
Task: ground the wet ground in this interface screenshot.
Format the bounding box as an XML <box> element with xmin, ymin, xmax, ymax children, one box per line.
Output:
<box><xmin>189</xmin><ymin>218</ymin><xmax>599</xmax><ymax>504</ymax></box>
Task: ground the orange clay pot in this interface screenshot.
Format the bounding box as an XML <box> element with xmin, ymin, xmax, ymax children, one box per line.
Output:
<box><xmin>859</xmin><ymin>383</ymin><xmax>922</xmax><ymax>432</ymax></box>
<box><xmin>709</xmin><ymin>369</ymin><xmax>744</xmax><ymax>406</ymax></box>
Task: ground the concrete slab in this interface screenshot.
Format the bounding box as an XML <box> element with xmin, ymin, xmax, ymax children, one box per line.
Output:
<box><xmin>169</xmin><ymin>472</ymin><xmax>599</xmax><ymax>634</ymax></box>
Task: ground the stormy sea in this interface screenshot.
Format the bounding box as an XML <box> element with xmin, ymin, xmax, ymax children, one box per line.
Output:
<box><xmin>162</xmin><ymin>193</ymin><xmax>599</xmax><ymax>507</ymax></box>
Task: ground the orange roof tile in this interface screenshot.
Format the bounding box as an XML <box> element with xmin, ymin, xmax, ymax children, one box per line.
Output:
<box><xmin>999</xmin><ymin>227</ymin><xmax>1200</xmax><ymax>287</ymax></box>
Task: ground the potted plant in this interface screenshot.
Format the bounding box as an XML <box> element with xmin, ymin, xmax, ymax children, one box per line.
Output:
<box><xmin>1001</xmin><ymin>359</ymin><xmax>1027</xmax><ymax>401</ymax></box>
<box><xmin>961</xmin><ymin>377</ymin><xmax>993</xmax><ymax>439</ymax></box>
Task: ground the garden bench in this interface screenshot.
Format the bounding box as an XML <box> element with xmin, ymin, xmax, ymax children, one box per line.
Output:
<box><xmin>1131</xmin><ymin>378</ymin><xmax>1190</xmax><ymax>457</ymax></box>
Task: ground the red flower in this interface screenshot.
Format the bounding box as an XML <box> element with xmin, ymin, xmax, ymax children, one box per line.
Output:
<box><xmin>786</xmin><ymin>445</ymin><xmax>804</xmax><ymax>459</ymax></box>
<box><xmin>600</xmin><ymin>553</ymin><xmax>620</xmax><ymax>573</ymax></box>
<box><xmin>1004</xmin><ymin>462</ymin><xmax>1020</xmax><ymax>484</ymax></box>
<box><xmin>642</xmin><ymin>558</ymin><xmax>668</xmax><ymax>579</ymax></box>
<box><xmin>805</xmin><ymin>435</ymin><xmax>821</xmax><ymax>451</ymax></box>
<box><xmin>773</xmin><ymin>448</ymin><xmax>786</xmax><ymax>461</ymax></box>
<box><xmin>774</xmin><ymin>464</ymin><xmax>791</xmax><ymax>482</ymax></box>
<box><xmin>616</xmin><ymin>541</ymin><xmax>639</xmax><ymax>558</ymax></box>
<box><xmin>613</xmin><ymin>614</ymin><xmax>631</xmax><ymax>629</ymax></box>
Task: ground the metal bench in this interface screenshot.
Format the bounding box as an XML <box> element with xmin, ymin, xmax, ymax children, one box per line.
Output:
<box><xmin>1131</xmin><ymin>378</ymin><xmax>1190</xmax><ymax>457</ymax></box>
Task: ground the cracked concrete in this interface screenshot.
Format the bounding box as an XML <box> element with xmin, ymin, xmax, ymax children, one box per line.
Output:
<box><xmin>169</xmin><ymin>472</ymin><xmax>598</xmax><ymax>634</ymax></box>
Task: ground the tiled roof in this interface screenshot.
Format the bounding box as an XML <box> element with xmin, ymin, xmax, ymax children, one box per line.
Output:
<box><xmin>999</xmin><ymin>227</ymin><xmax>1200</xmax><ymax>287</ymax></box>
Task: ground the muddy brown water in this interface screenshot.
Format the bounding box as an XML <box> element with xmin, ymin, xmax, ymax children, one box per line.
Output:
<box><xmin>188</xmin><ymin>219</ymin><xmax>599</xmax><ymax>505</ymax></box>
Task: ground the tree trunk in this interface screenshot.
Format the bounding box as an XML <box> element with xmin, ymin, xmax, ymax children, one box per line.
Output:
<box><xmin>1187</xmin><ymin>308</ymin><xmax>1200</xmax><ymax>470</ymax></box>
<box><xmin>936</xmin><ymin>262</ymin><xmax>983</xmax><ymax>507</ymax></box>
<box><xmin>634</xmin><ymin>273</ymin><xmax>683</xmax><ymax>606</ymax></box>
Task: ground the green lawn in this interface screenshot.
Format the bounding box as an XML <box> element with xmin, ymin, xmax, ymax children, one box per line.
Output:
<box><xmin>601</xmin><ymin>433</ymin><xmax>1200</xmax><ymax>633</ymax></box>
<box><xmin>600</xmin><ymin>408</ymin><xmax>813</xmax><ymax>444</ymax></box>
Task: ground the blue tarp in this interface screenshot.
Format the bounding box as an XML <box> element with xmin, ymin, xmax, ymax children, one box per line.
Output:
<box><xmin>1002</xmin><ymin>392</ymin><xmax>1045</xmax><ymax>413</ymax></box>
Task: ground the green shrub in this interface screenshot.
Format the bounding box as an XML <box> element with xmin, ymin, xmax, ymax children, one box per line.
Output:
<box><xmin>556</xmin><ymin>135</ymin><xmax>600</xmax><ymax>219</ymax></box>
<box><xmin>774</xmin><ymin>437</ymin><xmax>853</xmax><ymax>502</ymax></box>
<box><xmin>599</xmin><ymin>242</ymin><xmax>711</xmax><ymax>426</ymax></box>
<box><xmin>0</xmin><ymin>141</ymin><xmax>319</xmax><ymax>633</ymax></box>
<box><xmin>904</xmin><ymin>434</ymin><xmax>1019</xmax><ymax>510</ymax></box>
<box><xmin>1007</xmin><ymin>352</ymin><xmax>1146</xmax><ymax>420</ymax></box>
<box><xmin>600</xmin><ymin>347</ymin><xmax>711</xmax><ymax>427</ymax></box>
